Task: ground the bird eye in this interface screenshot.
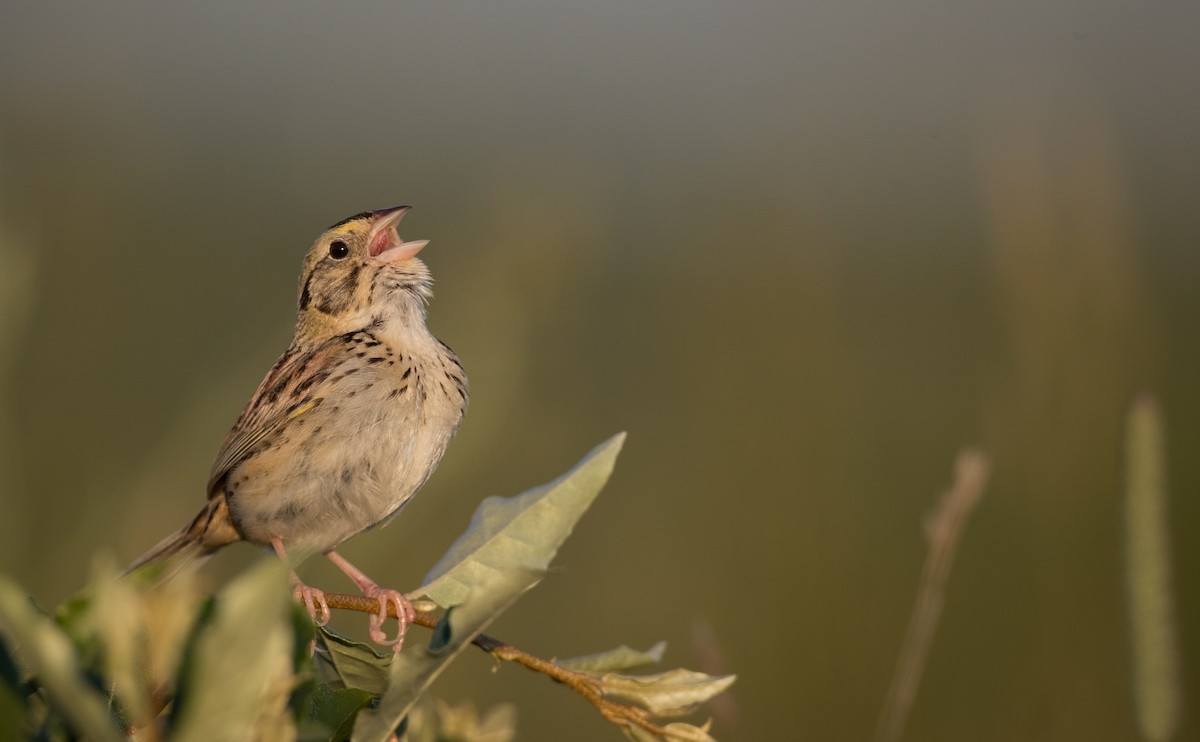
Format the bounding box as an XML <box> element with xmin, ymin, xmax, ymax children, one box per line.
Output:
<box><xmin>328</xmin><ymin>240</ymin><xmax>350</xmax><ymax>259</ymax></box>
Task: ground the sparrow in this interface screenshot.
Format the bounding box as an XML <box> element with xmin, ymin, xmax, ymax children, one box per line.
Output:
<box><xmin>126</xmin><ymin>206</ymin><xmax>468</xmax><ymax>651</ymax></box>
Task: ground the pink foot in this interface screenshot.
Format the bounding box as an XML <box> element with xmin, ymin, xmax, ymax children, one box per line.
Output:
<box><xmin>364</xmin><ymin>586</ymin><xmax>415</xmax><ymax>650</ymax></box>
<box><xmin>272</xmin><ymin>537</ymin><xmax>331</xmax><ymax>627</ymax></box>
<box><xmin>326</xmin><ymin>550</ymin><xmax>415</xmax><ymax>653</ymax></box>
<box><xmin>291</xmin><ymin>578</ymin><xmax>331</xmax><ymax>627</ymax></box>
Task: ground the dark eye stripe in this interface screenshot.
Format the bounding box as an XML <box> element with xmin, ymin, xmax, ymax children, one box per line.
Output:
<box><xmin>340</xmin><ymin>264</ymin><xmax>361</xmax><ymax>297</ymax></box>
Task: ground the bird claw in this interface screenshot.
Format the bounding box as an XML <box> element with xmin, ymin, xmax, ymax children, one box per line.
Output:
<box><xmin>292</xmin><ymin>581</ymin><xmax>331</xmax><ymax>627</ymax></box>
<box><xmin>274</xmin><ymin>537</ymin><xmax>332</xmax><ymax>628</ymax></box>
<box><xmin>322</xmin><ymin>550</ymin><xmax>414</xmax><ymax>653</ymax></box>
<box><xmin>365</xmin><ymin>587</ymin><xmax>414</xmax><ymax>652</ymax></box>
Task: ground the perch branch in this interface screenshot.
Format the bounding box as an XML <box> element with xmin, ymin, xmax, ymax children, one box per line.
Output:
<box><xmin>320</xmin><ymin>592</ymin><xmax>676</xmax><ymax>738</ymax></box>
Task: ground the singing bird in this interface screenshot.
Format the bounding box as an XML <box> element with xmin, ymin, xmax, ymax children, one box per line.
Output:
<box><xmin>127</xmin><ymin>207</ymin><xmax>468</xmax><ymax>650</ymax></box>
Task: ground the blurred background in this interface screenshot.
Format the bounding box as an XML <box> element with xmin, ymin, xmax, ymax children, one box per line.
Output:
<box><xmin>1</xmin><ymin>2</ymin><xmax>1197</xmax><ymax>739</ymax></box>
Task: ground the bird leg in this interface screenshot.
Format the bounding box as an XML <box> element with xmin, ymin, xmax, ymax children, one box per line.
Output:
<box><xmin>271</xmin><ymin>537</ymin><xmax>331</xmax><ymax>626</ymax></box>
<box><xmin>325</xmin><ymin>550</ymin><xmax>414</xmax><ymax>652</ymax></box>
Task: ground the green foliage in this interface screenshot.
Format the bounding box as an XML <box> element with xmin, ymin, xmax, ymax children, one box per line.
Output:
<box><xmin>170</xmin><ymin>560</ymin><xmax>296</xmax><ymax>741</ymax></box>
<box><xmin>0</xmin><ymin>575</ymin><xmax>123</xmax><ymax>742</ymax></box>
<box><xmin>0</xmin><ymin>435</ymin><xmax>735</xmax><ymax>740</ymax></box>
<box><xmin>415</xmin><ymin>433</ymin><xmax>626</xmax><ymax>609</ymax></box>
<box><xmin>557</xmin><ymin>642</ymin><xmax>667</xmax><ymax>673</ymax></box>
<box><xmin>292</xmin><ymin>684</ymin><xmax>373</xmax><ymax>742</ymax></box>
<box><xmin>312</xmin><ymin>628</ymin><xmax>394</xmax><ymax>697</ymax></box>
<box><xmin>352</xmin><ymin>568</ymin><xmax>542</xmax><ymax>742</ymax></box>
<box><xmin>589</xmin><ymin>669</ymin><xmax>735</xmax><ymax>719</ymax></box>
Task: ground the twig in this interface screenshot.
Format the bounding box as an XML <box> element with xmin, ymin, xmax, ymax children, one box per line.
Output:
<box><xmin>320</xmin><ymin>592</ymin><xmax>673</xmax><ymax>737</ymax></box>
<box><xmin>872</xmin><ymin>450</ymin><xmax>989</xmax><ymax>742</ymax></box>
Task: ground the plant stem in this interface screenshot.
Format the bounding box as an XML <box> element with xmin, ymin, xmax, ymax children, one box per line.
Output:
<box><xmin>872</xmin><ymin>449</ymin><xmax>989</xmax><ymax>742</ymax></box>
<box><xmin>319</xmin><ymin>592</ymin><xmax>672</xmax><ymax>737</ymax></box>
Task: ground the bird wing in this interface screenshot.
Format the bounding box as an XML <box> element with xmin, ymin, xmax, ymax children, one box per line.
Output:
<box><xmin>206</xmin><ymin>340</ymin><xmax>346</xmax><ymax>496</ymax></box>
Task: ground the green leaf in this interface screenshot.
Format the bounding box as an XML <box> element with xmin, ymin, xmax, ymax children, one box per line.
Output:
<box><xmin>289</xmin><ymin>601</ymin><xmax>318</xmax><ymax>673</ymax></box>
<box><xmin>295</xmin><ymin>684</ymin><xmax>375</xmax><ymax>742</ymax></box>
<box><xmin>169</xmin><ymin>559</ymin><xmax>296</xmax><ymax>742</ymax></box>
<box><xmin>557</xmin><ymin>641</ymin><xmax>667</xmax><ymax>673</ymax></box>
<box><xmin>414</xmin><ymin>433</ymin><xmax>626</xmax><ymax>608</ymax></box>
<box><xmin>428</xmin><ymin>699</ymin><xmax>518</xmax><ymax>742</ymax></box>
<box><xmin>351</xmin><ymin>568</ymin><xmax>543</xmax><ymax>742</ymax></box>
<box><xmin>0</xmin><ymin>687</ymin><xmax>24</xmax><ymax>742</ymax></box>
<box><xmin>621</xmin><ymin>720</ymin><xmax>718</xmax><ymax>741</ymax></box>
<box><xmin>88</xmin><ymin>558</ymin><xmax>151</xmax><ymax>726</ymax></box>
<box><xmin>427</xmin><ymin>608</ymin><xmax>455</xmax><ymax>655</ymax></box>
<box><xmin>0</xmin><ymin>575</ymin><xmax>123</xmax><ymax>742</ymax></box>
<box><xmin>51</xmin><ymin>592</ymin><xmax>90</xmax><ymax>638</ymax></box>
<box><xmin>313</xmin><ymin>626</ymin><xmax>394</xmax><ymax>696</ymax></box>
<box><xmin>595</xmin><ymin>669</ymin><xmax>736</xmax><ymax>718</ymax></box>
<box><xmin>0</xmin><ymin>633</ymin><xmax>22</xmax><ymax>693</ymax></box>
<box><xmin>0</xmin><ymin>634</ymin><xmax>29</xmax><ymax>742</ymax></box>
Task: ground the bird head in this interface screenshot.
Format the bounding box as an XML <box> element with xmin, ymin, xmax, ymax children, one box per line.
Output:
<box><xmin>295</xmin><ymin>206</ymin><xmax>433</xmax><ymax>339</ymax></box>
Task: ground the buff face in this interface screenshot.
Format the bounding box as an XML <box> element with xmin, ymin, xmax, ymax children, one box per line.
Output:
<box><xmin>295</xmin><ymin>207</ymin><xmax>433</xmax><ymax>340</ymax></box>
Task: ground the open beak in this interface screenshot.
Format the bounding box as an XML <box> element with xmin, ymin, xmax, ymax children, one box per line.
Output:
<box><xmin>367</xmin><ymin>206</ymin><xmax>429</xmax><ymax>262</ymax></box>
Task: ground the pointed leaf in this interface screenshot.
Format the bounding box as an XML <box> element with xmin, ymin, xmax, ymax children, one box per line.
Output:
<box><xmin>0</xmin><ymin>575</ymin><xmax>123</xmax><ymax>742</ymax></box>
<box><xmin>597</xmin><ymin>669</ymin><xmax>736</xmax><ymax>718</ymax></box>
<box><xmin>557</xmin><ymin>641</ymin><xmax>667</xmax><ymax>673</ymax></box>
<box><xmin>352</xmin><ymin>568</ymin><xmax>542</xmax><ymax>742</ymax></box>
<box><xmin>415</xmin><ymin>433</ymin><xmax>625</xmax><ymax>608</ymax></box>
<box><xmin>314</xmin><ymin>626</ymin><xmax>394</xmax><ymax>696</ymax></box>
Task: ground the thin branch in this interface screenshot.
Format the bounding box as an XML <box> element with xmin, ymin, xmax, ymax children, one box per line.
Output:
<box><xmin>320</xmin><ymin>592</ymin><xmax>674</xmax><ymax>738</ymax></box>
<box><xmin>872</xmin><ymin>449</ymin><xmax>989</xmax><ymax>742</ymax></box>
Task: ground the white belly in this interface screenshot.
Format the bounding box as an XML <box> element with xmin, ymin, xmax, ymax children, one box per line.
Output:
<box><xmin>225</xmin><ymin>359</ymin><xmax>463</xmax><ymax>554</ymax></box>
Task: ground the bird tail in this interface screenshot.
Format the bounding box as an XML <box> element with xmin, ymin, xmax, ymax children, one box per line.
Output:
<box><xmin>123</xmin><ymin>496</ymin><xmax>241</xmax><ymax>577</ymax></box>
<box><xmin>123</xmin><ymin>526</ymin><xmax>207</xmax><ymax>576</ymax></box>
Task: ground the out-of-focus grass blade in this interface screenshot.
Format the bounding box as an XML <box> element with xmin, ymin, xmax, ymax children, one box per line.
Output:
<box><xmin>1124</xmin><ymin>392</ymin><xmax>1180</xmax><ymax>742</ymax></box>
